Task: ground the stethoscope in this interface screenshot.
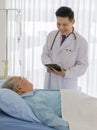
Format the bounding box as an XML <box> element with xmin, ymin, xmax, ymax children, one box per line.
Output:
<box><xmin>50</xmin><ymin>27</ymin><xmax>77</xmax><ymax>51</ymax></box>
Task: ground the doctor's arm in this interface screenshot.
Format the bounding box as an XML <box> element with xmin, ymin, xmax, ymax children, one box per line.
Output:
<box><xmin>41</xmin><ymin>32</ymin><xmax>55</xmax><ymax>65</ymax></box>
<box><xmin>41</xmin><ymin>44</ymin><xmax>53</xmax><ymax>64</ymax></box>
<box><xmin>65</xmin><ymin>38</ymin><xmax>88</xmax><ymax>78</ymax></box>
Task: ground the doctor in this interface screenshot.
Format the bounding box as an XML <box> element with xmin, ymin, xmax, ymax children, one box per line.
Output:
<box><xmin>41</xmin><ymin>6</ymin><xmax>88</xmax><ymax>90</ymax></box>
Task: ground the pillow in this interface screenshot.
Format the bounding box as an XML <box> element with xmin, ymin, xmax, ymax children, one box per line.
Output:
<box><xmin>0</xmin><ymin>89</ymin><xmax>40</xmax><ymax>122</ymax></box>
<box><xmin>0</xmin><ymin>80</ymin><xmax>5</xmax><ymax>88</ymax></box>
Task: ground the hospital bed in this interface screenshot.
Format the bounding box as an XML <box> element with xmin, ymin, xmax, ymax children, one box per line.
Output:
<box><xmin>0</xmin><ymin>111</ymin><xmax>56</xmax><ymax>130</ymax></box>
<box><xmin>0</xmin><ymin>80</ymin><xmax>56</xmax><ymax>130</ymax></box>
<box><xmin>0</xmin><ymin>80</ymin><xmax>97</xmax><ymax>130</ymax></box>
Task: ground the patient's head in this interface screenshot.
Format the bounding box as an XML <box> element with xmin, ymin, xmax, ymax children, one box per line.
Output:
<box><xmin>2</xmin><ymin>76</ymin><xmax>33</xmax><ymax>95</ymax></box>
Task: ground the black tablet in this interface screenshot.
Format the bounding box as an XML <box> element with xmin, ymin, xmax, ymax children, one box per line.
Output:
<box><xmin>45</xmin><ymin>64</ymin><xmax>61</xmax><ymax>71</ymax></box>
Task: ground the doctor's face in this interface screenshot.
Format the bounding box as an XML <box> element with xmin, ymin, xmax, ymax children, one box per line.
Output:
<box><xmin>56</xmin><ymin>16</ymin><xmax>75</xmax><ymax>35</ymax></box>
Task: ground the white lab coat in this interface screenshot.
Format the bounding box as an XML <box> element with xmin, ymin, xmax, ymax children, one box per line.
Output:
<box><xmin>41</xmin><ymin>30</ymin><xmax>88</xmax><ymax>89</ymax></box>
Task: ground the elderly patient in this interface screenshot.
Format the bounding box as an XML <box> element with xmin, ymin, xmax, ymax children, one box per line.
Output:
<box><xmin>2</xmin><ymin>76</ymin><xmax>69</xmax><ymax>130</ymax></box>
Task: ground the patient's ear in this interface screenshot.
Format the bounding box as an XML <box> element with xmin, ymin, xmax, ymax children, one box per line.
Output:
<box><xmin>15</xmin><ymin>86</ymin><xmax>22</xmax><ymax>95</ymax></box>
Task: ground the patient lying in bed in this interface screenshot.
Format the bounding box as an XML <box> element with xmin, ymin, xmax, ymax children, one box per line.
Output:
<box><xmin>1</xmin><ymin>76</ymin><xmax>69</xmax><ymax>130</ymax></box>
<box><xmin>1</xmin><ymin>76</ymin><xmax>97</xmax><ymax>130</ymax></box>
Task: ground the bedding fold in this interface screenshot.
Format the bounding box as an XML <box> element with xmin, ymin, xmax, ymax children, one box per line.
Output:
<box><xmin>60</xmin><ymin>89</ymin><xmax>97</xmax><ymax>130</ymax></box>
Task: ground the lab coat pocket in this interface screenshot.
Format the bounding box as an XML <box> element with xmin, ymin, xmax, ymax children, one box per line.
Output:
<box><xmin>59</xmin><ymin>47</ymin><xmax>77</xmax><ymax>67</ymax></box>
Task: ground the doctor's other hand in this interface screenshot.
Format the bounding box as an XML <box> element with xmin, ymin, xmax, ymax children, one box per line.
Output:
<box><xmin>47</xmin><ymin>67</ymin><xmax>66</xmax><ymax>77</ymax></box>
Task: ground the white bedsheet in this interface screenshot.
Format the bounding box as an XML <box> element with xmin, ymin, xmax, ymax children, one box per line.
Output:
<box><xmin>60</xmin><ymin>89</ymin><xmax>97</xmax><ymax>130</ymax></box>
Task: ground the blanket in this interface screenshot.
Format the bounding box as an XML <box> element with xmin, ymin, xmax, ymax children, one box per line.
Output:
<box><xmin>60</xmin><ymin>89</ymin><xmax>97</xmax><ymax>130</ymax></box>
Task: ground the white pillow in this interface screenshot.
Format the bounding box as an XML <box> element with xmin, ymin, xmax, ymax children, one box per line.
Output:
<box><xmin>0</xmin><ymin>89</ymin><xmax>39</xmax><ymax>122</ymax></box>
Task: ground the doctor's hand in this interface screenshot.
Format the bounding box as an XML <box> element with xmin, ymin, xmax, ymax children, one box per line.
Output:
<box><xmin>47</xmin><ymin>67</ymin><xmax>66</xmax><ymax>77</ymax></box>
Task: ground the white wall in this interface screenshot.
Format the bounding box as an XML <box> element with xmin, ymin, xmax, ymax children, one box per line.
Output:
<box><xmin>0</xmin><ymin>0</ymin><xmax>6</xmax><ymax>78</ymax></box>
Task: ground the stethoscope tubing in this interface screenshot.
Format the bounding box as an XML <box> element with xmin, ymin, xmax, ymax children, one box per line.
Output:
<box><xmin>50</xmin><ymin>27</ymin><xmax>76</xmax><ymax>50</ymax></box>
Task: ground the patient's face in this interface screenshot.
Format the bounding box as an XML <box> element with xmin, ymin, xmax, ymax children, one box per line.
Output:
<box><xmin>13</xmin><ymin>76</ymin><xmax>33</xmax><ymax>94</ymax></box>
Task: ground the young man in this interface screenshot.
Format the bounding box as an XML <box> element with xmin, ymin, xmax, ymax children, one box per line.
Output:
<box><xmin>41</xmin><ymin>6</ymin><xmax>88</xmax><ymax>89</ymax></box>
<box><xmin>2</xmin><ymin>76</ymin><xmax>69</xmax><ymax>130</ymax></box>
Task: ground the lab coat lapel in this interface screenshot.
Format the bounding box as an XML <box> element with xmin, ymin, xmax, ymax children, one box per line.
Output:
<box><xmin>58</xmin><ymin>36</ymin><xmax>75</xmax><ymax>53</ymax></box>
<box><xmin>52</xmin><ymin>32</ymin><xmax>75</xmax><ymax>54</ymax></box>
<box><xmin>52</xmin><ymin>34</ymin><xmax>61</xmax><ymax>54</ymax></box>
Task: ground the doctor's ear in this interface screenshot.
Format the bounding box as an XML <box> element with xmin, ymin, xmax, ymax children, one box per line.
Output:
<box><xmin>72</xmin><ymin>19</ymin><xmax>75</xmax><ymax>24</ymax></box>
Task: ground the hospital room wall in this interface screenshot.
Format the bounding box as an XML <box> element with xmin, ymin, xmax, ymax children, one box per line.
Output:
<box><xmin>0</xmin><ymin>0</ymin><xmax>6</xmax><ymax>78</ymax></box>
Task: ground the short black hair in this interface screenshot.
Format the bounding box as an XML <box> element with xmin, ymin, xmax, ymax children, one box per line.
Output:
<box><xmin>55</xmin><ymin>6</ymin><xmax>74</xmax><ymax>20</ymax></box>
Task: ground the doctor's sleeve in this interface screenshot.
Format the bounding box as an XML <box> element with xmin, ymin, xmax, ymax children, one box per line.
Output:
<box><xmin>65</xmin><ymin>38</ymin><xmax>88</xmax><ymax>78</ymax></box>
<box><xmin>41</xmin><ymin>45</ymin><xmax>52</xmax><ymax>64</ymax></box>
<box><xmin>41</xmin><ymin>34</ymin><xmax>54</xmax><ymax>65</ymax></box>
